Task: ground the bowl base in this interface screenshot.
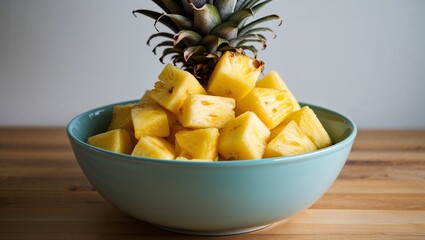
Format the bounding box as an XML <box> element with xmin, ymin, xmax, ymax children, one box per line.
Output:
<box><xmin>153</xmin><ymin>223</ymin><xmax>272</xmax><ymax>236</ymax></box>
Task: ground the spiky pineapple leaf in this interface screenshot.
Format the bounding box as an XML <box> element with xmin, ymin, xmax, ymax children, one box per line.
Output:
<box><xmin>235</xmin><ymin>0</ymin><xmax>250</xmax><ymax>11</ymax></box>
<box><xmin>152</xmin><ymin>0</ymin><xmax>184</xmax><ymax>15</ymax></box>
<box><xmin>182</xmin><ymin>0</ymin><xmax>208</xmax><ymax>19</ymax></box>
<box><xmin>183</xmin><ymin>46</ymin><xmax>208</xmax><ymax>62</ymax></box>
<box><xmin>133</xmin><ymin>9</ymin><xmax>178</xmax><ymax>33</ymax></box>
<box><xmin>146</xmin><ymin>32</ymin><xmax>174</xmax><ymax>46</ymax></box>
<box><xmin>159</xmin><ymin>48</ymin><xmax>183</xmax><ymax>63</ymax></box>
<box><xmin>200</xmin><ymin>35</ymin><xmax>229</xmax><ymax>52</ymax></box>
<box><xmin>239</xmin><ymin>14</ymin><xmax>282</xmax><ymax>36</ymax></box>
<box><xmin>192</xmin><ymin>4</ymin><xmax>221</xmax><ymax>36</ymax></box>
<box><xmin>226</xmin><ymin>8</ymin><xmax>254</xmax><ymax>27</ymax></box>
<box><xmin>210</xmin><ymin>22</ymin><xmax>238</xmax><ymax>40</ymax></box>
<box><xmin>244</xmin><ymin>27</ymin><xmax>276</xmax><ymax>39</ymax></box>
<box><xmin>251</xmin><ymin>0</ymin><xmax>273</xmax><ymax>14</ymax></box>
<box><xmin>173</xmin><ymin>30</ymin><xmax>202</xmax><ymax>47</ymax></box>
<box><xmin>156</xmin><ymin>14</ymin><xmax>193</xmax><ymax>31</ymax></box>
<box><xmin>241</xmin><ymin>0</ymin><xmax>263</xmax><ymax>9</ymax></box>
<box><xmin>214</xmin><ymin>0</ymin><xmax>237</xmax><ymax>20</ymax></box>
<box><xmin>152</xmin><ymin>41</ymin><xmax>174</xmax><ymax>55</ymax></box>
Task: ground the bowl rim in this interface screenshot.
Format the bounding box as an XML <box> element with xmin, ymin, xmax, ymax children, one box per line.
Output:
<box><xmin>67</xmin><ymin>99</ymin><xmax>357</xmax><ymax>167</ymax></box>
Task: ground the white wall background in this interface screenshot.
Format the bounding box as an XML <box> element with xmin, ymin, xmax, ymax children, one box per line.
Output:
<box><xmin>1</xmin><ymin>0</ymin><xmax>424</xmax><ymax>128</ymax></box>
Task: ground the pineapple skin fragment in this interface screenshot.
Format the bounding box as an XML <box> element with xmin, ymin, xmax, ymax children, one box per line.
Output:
<box><xmin>87</xmin><ymin>129</ymin><xmax>133</xmax><ymax>154</ymax></box>
<box><xmin>175</xmin><ymin>128</ymin><xmax>219</xmax><ymax>160</ymax></box>
<box><xmin>218</xmin><ymin>111</ymin><xmax>270</xmax><ymax>160</ymax></box>
<box><xmin>150</xmin><ymin>64</ymin><xmax>206</xmax><ymax>115</ymax></box>
<box><xmin>178</xmin><ymin>94</ymin><xmax>235</xmax><ymax>129</ymax></box>
<box><xmin>256</xmin><ymin>70</ymin><xmax>301</xmax><ymax>111</ymax></box>
<box><xmin>281</xmin><ymin>106</ymin><xmax>332</xmax><ymax>149</ymax></box>
<box><xmin>207</xmin><ymin>51</ymin><xmax>264</xmax><ymax>101</ymax></box>
<box><xmin>131</xmin><ymin>103</ymin><xmax>169</xmax><ymax>139</ymax></box>
<box><xmin>264</xmin><ymin>120</ymin><xmax>317</xmax><ymax>158</ymax></box>
<box><xmin>131</xmin><ymin>135</ymin><xmax>176</xmax><ymax>160</ymax></box>
<box><xmin>108</xmin><ymin>104</ymin><xmax>137</xmax><ymax>131</ymax></box>
<box><xmin>237</xmin><ymin>87</ymin><xmax>293</xmax><ymax>130</ymax></box>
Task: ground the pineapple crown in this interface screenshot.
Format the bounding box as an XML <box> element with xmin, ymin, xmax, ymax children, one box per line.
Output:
<box><xmin>134</xmin><ymin>0</ymin><xmax>281</xmax><ymax>85</ymax></box>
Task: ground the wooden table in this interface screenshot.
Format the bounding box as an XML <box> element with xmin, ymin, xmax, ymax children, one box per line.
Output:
<box><xmin>1</xmin><ymin>128</ymin><xmax>424</xmax><ymax>239</ymax></box>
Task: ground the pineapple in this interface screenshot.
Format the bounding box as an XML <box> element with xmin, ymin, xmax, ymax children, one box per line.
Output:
<box><xmin>237</xmin><ymin>87</ymin><xmax>293</xmax><ymax>129</ymax></box>
<box><xmin>207</xmin><ymin>51</ymin><xmax>264</xmax><ymax>101</ymax></box>
<box><xmin>108</xmin><ymin>103</ymin><xmax>136</xmax><ymax>131</ymax></box>
<box><xmin>264</xmin><ymin>120</ymin><xmax>317</xmax><ymax>158</ymax></box>
<box><xmin>218</xmin><ymin>111</ymin><xmax>270</xmax><ymax>160</ymax></box>
<box><xmin>150</xmin><ymin>64</ymin><xmax>206</xmax><ymax>115</ymax></box>
<box><xmin>131</xmin><ymin>103</ymin><xmax>169</xmax><ymax>139</ymax></box>
<box><xmin>276</xmin><ymin>106</ymin><xmax>332</xmax><ymax>149</ymax></box>
<box><xmin>256</xmin><ymin>70</ymin><xmax>301</xmax><ymax>111</ymax></box>
<box><xmin>175</xmin><ymin>128</ymin><xmax>219</xmax><ymax>160</ymax></box>
<box><xmin>87</xmin><ymin>129</ymin><xmax>133</xmax><ymax>154</ymax></box>
<box><xmin>132</xmin><ymin>135</ymin><xmax>176</xmax><ymax>160</ymax></box>
<box><xmin>140</xmin><ymin>89</ymin><xmax>177</xmax><ymax>126</ymax></box>
<box><xmin>178</xmin><ymin>94</ymin><xmax>235</xmax><ymax>128</ymax></box>
<box><xmin>134</xmin><ymin>0</ymin><xmax>281</xmax><ymax>84</ymax></box>
<box><xmin>167</xmin><ymin>122</ymin><xmax>191</xmax><ymax>144</ymax></box>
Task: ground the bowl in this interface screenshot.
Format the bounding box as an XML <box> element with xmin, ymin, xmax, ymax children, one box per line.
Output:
<box><xmin>67</xmin><ymin>100</ymin><xmax>357</xmax><ymax>236</ymax></box>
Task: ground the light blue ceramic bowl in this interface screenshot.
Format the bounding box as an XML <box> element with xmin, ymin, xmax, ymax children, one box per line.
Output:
<box><xmin>67</xmin><ymin>100</ymin><xmax>356</xmax><ymax>236</ymax></box>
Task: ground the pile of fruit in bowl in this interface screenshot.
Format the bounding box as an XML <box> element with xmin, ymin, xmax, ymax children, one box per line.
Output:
<box><xmin>67</xmin><ymin>0</ymin><xmax>357</xmax><ymax>235</ymax></box>
<box><xmin>87</xmin><ymin>53</ymin><xmax>332</xmax><ymax>161</ymax></box>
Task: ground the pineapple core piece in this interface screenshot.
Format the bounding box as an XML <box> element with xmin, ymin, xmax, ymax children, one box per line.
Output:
<box><xmin>108</xmin><ymin>104</ymin><xmax>136</xmax><ymax>131</ymax></box>
<box><xmin>87</xmin><ymin>129</ymin><xmax>133</xmax><ymax>154</ymax></box>
<box><xmin>218</xmin><ymin>111</ymin><xmax>270</xmax><ymax>160</ymax></box>
<box><xmin>131</xmin><ymin>135</ymin><xmax>176</xmax><ymax>160</ymax></box>
<box><xmin>237</xmin><ymin>87</ymin><xmax>293</xmax><ymax>129</ymax></box>
<box><xmin>264</xmin><ymin>120</ymin><xmax>317</xmax><ymax>158</ymax></box>
<box><xmin>256</xmin><ymin>70</ymin><xmax>301</xmax><ymax>111</ymax></box>
<box><xmin>178</xmin><ymin>94</ymin><xmax>235</xmax><ymax>128</ymax></box>
<box><xmin>150</xmin><ymin>64</ymin><xmax>206</xmax><ymax>115</ymax></box>
<box><xmin>207</xmin><ymin>51</ymin><xmax>264</xmax><ymax>101</ymax></box>
<box><xmin>272</xmin><ymin>106</ymin><xmax>332</xmax><ymax>149</ymax></box>
<box><xmin>131</xmin><ymin>103</ymin><xmax>169</xmax><ymax>139</ymax></box>
<box><xmin>175</xmin><ymin>128</ymin><xmax>219</xmax><ymax>160</ymax></box>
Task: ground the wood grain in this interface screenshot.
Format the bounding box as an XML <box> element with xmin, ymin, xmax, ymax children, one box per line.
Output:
<box><xmin>1</xmin><ymin>127</ymin><xmax>425</xmax><ymax>239</ymax></box>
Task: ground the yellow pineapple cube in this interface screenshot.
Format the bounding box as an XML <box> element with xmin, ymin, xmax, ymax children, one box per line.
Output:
<box><xmin>237</xmin><ymin>87</ymin><xmax>293</xmax><ymax>129</ymax></box>
<box><xmin>207</xmin><ymin>51</ymin><xmax>264</xmax><ymax>101</ymax></box>
<box><xmin>131</xmin><ymin>135</ymin><xmax>176</xmax><ymax>160</ymax></box>
<box><xmin>108</xmin><ymin>104</ymin><xmax>136</xmax><ymax>131</ymax></box>
<box><xmin>218</xmin><ymin>112</ymin><xmax>270</xmax><ymax>160</ymax></box>
<box><xmin>178</xmin><ymin>94</ymin><xmax>235</xmax><ymax>128</ymax></box>
<box><xmin>167</xmin><ymin>122</ymin><xmax>191</xmax><ymax>144</ymax></box>
<box><xmin>256</xmin><ymin>70</ymin><xmax>301</xmax><ymax>111</ymax></box>
<box><xmin>131</xmin><ymin>103</ymin><xmax>169</xmax><ymax>139</ymax></box>
<box><xmin>175</xmin><ymin>128</ymin><xmax>219</xmax><ymax>160</ymax></box>
<box><xmin>279</xmin><ymin>106</ymin><xmax>332</xmax><ymax>149</ymax></box>
<box><xmin>150</xmin><ymin>64</ymin><xmax>206</xmax><ymax>115</ymax></box>
<box><xmin>140</xmin><ymin>90</ymin><xmax>177</xmax><ymax>126</ymax></box>
<box><xmin>87</xmin><ymin>129</ymin><xmax>133</xmax><ymax>154</ymax></box>
<box><xmin>264</xmin><ymin>120</ymin><xmax>317</xmax><ymax>158</ymax></box>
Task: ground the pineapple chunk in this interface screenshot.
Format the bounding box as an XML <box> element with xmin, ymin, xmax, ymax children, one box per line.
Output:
<box><xmin>140</xmin><ymin>90</ymin><xmax>177</xmax><ymax>126</ymax></box>
<box><xmin>218</xmin><ymin>112</ymin><xmax>270</xmax><ymax>160</ymax></box>
<box><xmin>237</xmin><ymin>87</ymin><xmax>293</xmax><ymax>129</ymax></box>
<box><xmin>167</xmin><ymin>122</ymin><xmax>191</xmax><ymax>144</ymax></box>
<box><xmin>150</xmin><ymin>64</ymin><xmax>206</xmax><ymax>115</ymax></box>
<box><xmin>264</xmin><ymin>120</ymin><xmax>317</xmax><ymax>158</ymax></box>
<box><xmin>178</xmin><ymin>94</ymin><xmax>235</xmax><ymax>128</ymax></box>
<box><xmin>207</xmin><ymin>51</ymin><xmax>264</xmax><ymax>101</ymax></box>
<box><xmin>132</xmin><ymin>136</ymin><xmax>176</xmax><ymax>160</ymax></box>
<box><xmin>175</xmin><ymin>128</ymin><xmax>219</xmax><ymax>160</ymax></box>
<box><xmin>131</xmin><ymin>103</ymin><xmax>169</xmax><ymax>139</ymax></box>
<box><xmin>87</xmin><ymin>129</ymin><xmax>133</xmax><ymax>154</ymax></box>
<box><xmin>108</xmin><ymin>104</ymin><xmax>136</xmax><ymax>131</ymax></box>
<box><xmin>256</xmin><ymin>70</ymin><xmax>301</xmax><ymax>111</ymax></box>
<box><xmin>279</xmin><ymin>106</ymin><xmax>332</xmax><ymax>149</ymax></box>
